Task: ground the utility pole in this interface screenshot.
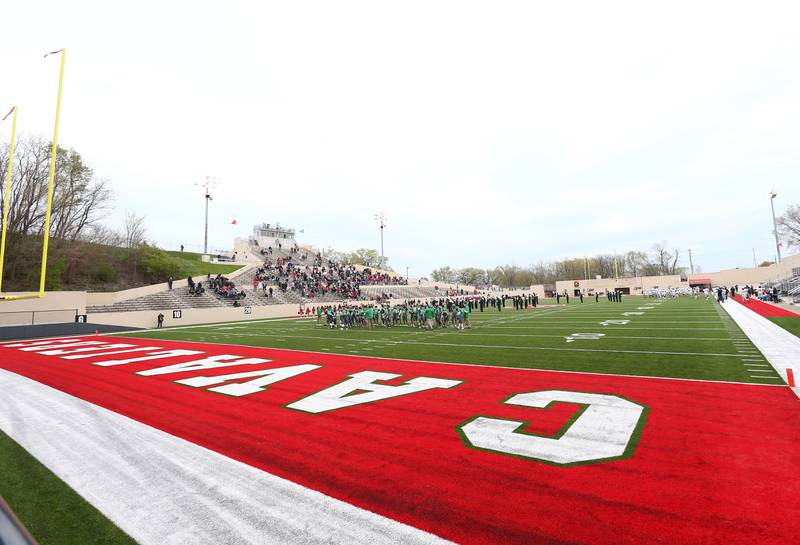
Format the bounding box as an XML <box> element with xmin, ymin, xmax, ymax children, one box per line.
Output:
<box><xmin>374</xmin><ymin>212</ymin><xmax>386</xmax><ymax>269</ymax></box>
<box><xmin>769</xmin><ymin>190</ymin><xmax>781</xmax><ymax>263</ymax></box>
<box><xmin>197</xmin><ymin>176</ymin><xmax>217</xmax><ymax>254</ymax></box>
<box><xmin>584</xmin><ymin>256</ymin><xmax>588</xmax><ymax>280</ymax></box>
<box><xmin>688</xmin><ymin>248</ymin><xmax>694</xmax><ymax>274</ymax></box>
<box><xmin>752</xmin><ymin>248</ymin><xmax>757</xmax><ymax>268</ymax></box>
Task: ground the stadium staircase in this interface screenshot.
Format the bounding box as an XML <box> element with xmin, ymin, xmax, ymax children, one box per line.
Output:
<box><xmin>763</xmin><ymin>272</ymin><xmax>800</xmax><ymax>303</ymax></box>
<box><xmin>87</xmin><ymin>285</ymin><xmax>226</xmax><ymax>313</ymax></box>
<box><xmin>359</xmin><ymin>285</ymin><xmax>450</xmax><ymax>300</ymax></box>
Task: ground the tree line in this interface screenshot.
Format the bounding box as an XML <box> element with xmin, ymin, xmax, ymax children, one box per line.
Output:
<box><xmin>431</xmin><ymin>242</ymin><xmax>687</xmax><ymax>287</ymax></box>
<box><xmin>0</xmin><ymin>136</ymin><xmax>155</xmax><ymax>290</ymax></box>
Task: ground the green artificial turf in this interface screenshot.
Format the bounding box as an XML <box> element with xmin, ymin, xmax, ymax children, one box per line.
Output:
<box><xmin>769</xmin><ymin>316</ymin><xmax>800</xmax><ymax>338</ymax></box>
<box><xmin>125</xmin><ymin>297</ymin><xmax>784</xmax><ymax>385</ymax></box>
<box><xmin>164</xmin><ymin>250</ymin><xmax>242</xmax><ymax>276</ymax></box>
<box><xmin>0</xmin><ymin>429</ymin><xmax>137</xmax><ymax>545</ymax></box>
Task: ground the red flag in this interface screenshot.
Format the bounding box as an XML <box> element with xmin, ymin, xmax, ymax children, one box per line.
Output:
<box><xmin>231</xmin><ymin>220</ymin><xmax>237</xmax><ymax>225</ymax></box>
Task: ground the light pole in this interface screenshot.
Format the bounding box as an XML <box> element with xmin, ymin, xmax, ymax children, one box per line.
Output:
<box><xmin>374</xmin><ymin>212</ymin><xmax>386</xmax><ymax>269</ymax></box>
<box><xmin>197</xmin><ymin>176</ymin><xmax>217</xmax><ymax>254</ymax></box>
<box><xmin>769</xmin><ymin>190</ymin><xmax>781</xmax><ymax>263</ymax></box>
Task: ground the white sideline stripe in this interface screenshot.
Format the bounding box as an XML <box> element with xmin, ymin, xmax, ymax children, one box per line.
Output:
<box><xmin>0</xmin><ymin>369</ymin><xmax>452</xmax><ymax>545</ymax></box>
<box><xmin>720</xmin><ymin>300</ymin><xmax>800</xmax><ymax>400</ymax></box>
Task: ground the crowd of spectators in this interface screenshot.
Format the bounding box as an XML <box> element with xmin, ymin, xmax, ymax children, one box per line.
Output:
<box><xmin>210</xmin><ymin>273</ymin><xmax>247</xmax><ymax>301</ymax></box>
<box><xmin>250</xmin><ymin>253</ymin><xmax>407</xmax><ymax>300</ymax></box>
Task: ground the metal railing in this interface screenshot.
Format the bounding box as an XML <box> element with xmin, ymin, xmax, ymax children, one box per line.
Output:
<box><xmin>0</xmin><ymin>495</ymin><xmax>39</xmax><ymax>545</ymax></box>
<box><xmin>0</xmin><ymin>308</ymin><xmax>79</xmax><ymax>327</ymax></box>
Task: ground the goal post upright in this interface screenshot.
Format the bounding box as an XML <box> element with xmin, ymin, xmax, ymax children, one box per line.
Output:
<box><xmin>1</xmin><ymin>49</ymin><xmax>67</xmax><ymax>301</ymax></box>
<box><xmin>0</xmin><ymin>105</ymin><xmax>17</xmax><ymax>295</ymax></box>
<box><xmin>38</xmin><ymin>47</ymin><xmax>67</xmax><ymax>298</ymax></box>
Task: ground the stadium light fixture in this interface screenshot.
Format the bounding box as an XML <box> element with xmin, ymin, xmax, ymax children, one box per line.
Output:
<box><xmin>0</xmin><ymin>105</ymin><xmax>18</xmax><ymax>295</ymax></box>
<box><xmin>769</xmin><ymin>190</ymin><xmax>781</xmax><ymax>263</ymax></box>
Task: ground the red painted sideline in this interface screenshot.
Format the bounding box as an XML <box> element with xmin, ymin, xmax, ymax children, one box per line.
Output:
<box><xmin>731</xmin><ymin>295</ymin><xmax>800</xmax><ymax>317</ymax></box>
<box><xmin>1</xmin><ymin>337</ymin><xmax>799</xmax><ymax>545</ymax></box>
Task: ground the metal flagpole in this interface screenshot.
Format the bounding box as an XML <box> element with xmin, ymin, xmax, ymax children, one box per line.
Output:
<box><xmin>39</xmin><ymin>48</ymin><xmax>67</xmax><ymax>297</ymax></box>
<box><xmin>0</xmin><ymin>106</ymin><xmax>18</xmax><ymax>294</ymax></box>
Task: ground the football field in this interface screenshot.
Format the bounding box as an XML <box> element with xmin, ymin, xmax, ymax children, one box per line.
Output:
<box><xmin>127</xmin><ymin>297</ymin><xmax>785</xmax><ymax>384</ymax></box>
<box><xmin>1</xmin><ymin>296</ymin><xmax>798</xmax><ymax>545</ymax></box>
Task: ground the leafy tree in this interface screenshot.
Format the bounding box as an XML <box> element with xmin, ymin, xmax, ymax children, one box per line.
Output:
<box><xmin>349</xmin><ymin>248</ymin><xmax>385</xmax><ymax>268</ymax></box>
<box><xmin>431</xmin><ymin>266</ymin><xmax>457</xmax><ymax>283</ymax></box>
<box><xmin>0</xmin><ymin>137</ymin><xmax>113</xmax><ymax>288</ymax></box>
<box><xmin>456</xmin><ymin>267</ymin><xmax>488</xmax><ymax>285</ymax></box>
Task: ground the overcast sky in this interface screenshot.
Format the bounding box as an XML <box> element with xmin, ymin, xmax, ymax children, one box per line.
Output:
<box><xmin>2</xmin><ymin>1</ymin><xmax>798</xmax><ymax>277</ymax></box>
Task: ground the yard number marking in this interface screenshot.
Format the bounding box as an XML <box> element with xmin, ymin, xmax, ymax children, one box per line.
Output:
<box><xmin>565</xmin><ymin>333</ymin><xmax>605</xmax><ymax>343</ymax></box>
<box><xmin>600</xmin><ymin>320</ymin><xmax>630</xmax><ymax>326</ymax></box>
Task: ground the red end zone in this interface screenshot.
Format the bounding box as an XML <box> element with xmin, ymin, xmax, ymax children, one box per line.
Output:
<box><xmin>1</xmin><ymin>336</ymin><xmax>798</xmax><ymax>545</ymax></box>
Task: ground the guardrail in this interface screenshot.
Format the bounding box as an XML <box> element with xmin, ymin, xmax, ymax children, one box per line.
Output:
<box><xmin>0</xmin><ymin>308</ymin><xmax>79</xmax><ymax>327</ymax></box>
<box><xmin>0</xmin><ymin>495</ymin><xmax>39</xmax><ymax>545</ymax></box>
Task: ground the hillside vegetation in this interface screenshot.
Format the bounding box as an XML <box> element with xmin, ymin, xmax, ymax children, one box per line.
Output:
<box><xmin>2</xmin><ymin>236</ymin><xmax>241</xmax><ymax>293</ymax></box>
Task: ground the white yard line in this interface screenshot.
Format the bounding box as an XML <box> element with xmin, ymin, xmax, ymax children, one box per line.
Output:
<box><xmin>720</xmin><ymin>300</ymin><xmax>800</xmax><ymax>399</ymax></box>
<box><xmin>0</xmin><ymin>369</ymin><xmax>452</xmax><ymax>545</ymax></box>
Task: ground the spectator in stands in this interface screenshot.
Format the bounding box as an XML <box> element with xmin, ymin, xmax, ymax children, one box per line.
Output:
<box><xmin>167</xmin><ymin>275</ymin><xmax>173</xmax><ymax>290</ymax></box>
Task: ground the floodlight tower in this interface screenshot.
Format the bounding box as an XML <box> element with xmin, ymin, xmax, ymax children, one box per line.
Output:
<box><xmin>769</xmin><ymin>190</ymin><xmax>781</xmax><ymax>263</ymax></box>
<box><xmin>374</xmin><ymin>212</ymin><xmax>387</xmax><ymax>269</ymax></box>
<box><xmin>196</xmin><ymin>176</ymin><xmax>218</xmax><ymax>254</ymax></box>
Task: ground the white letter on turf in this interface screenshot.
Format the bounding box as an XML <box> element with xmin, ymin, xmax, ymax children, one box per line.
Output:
<box><xmin>92</xmin><ymin>349</ymin><xmax>204</xmax><ymax>367</ymax></box>
<box><xmin>286</xmin><ymin>371</ymin><xmax>462</xmax><ymax>413</ymax></box>
<box><xmin>459</xmin><ymin>390</ymin><xmax>645</xmax><ymax>465</ymax></box>
<box><xmin>176</xmin><ymin>364</ymin><xmax>321</xmax><ymax>397</ymax></box>
<box><xmin>137</xmin><ymin>354</ymin><xmax>271</xmax><ymax>376</ymax></box>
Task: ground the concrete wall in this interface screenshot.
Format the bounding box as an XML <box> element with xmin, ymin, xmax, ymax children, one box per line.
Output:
<box><xmin>703</xmin><ymin>253</ymin><xmax>800</xmax><ymax>286</ymax></box>
<box><xmin>553</xmin><ymin>253</ymin><xmax>800</xmax><ymax>294</ymax></box>
<box><xmin>88</xmin><ymin>302</ymin><xmax>304</xmax><ymax>329</ymax></box>
<box><xmin>0</xmin><ymin>291</ymin><xmax>87</xmax><ymax>326</ymax></box>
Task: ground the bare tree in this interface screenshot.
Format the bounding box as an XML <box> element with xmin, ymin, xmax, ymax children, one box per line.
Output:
<box><xmin>624</xmin><ymin>251</ymin><xmax>648</xmax><ymax>277</ymax></box>
<box><xmin>778</xmin><ymin>204</ymin><xmax>800</xmax><ymax>248</ymax></box>
<box><xmin>0</xmin><ymin>136</ymin><xmax>113</xmax><ymax>245</ymax></box>
<box><xmin>123</xmin><ymin>211</ymin><xmax>147</xmax><ymax>248</ymax></box>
